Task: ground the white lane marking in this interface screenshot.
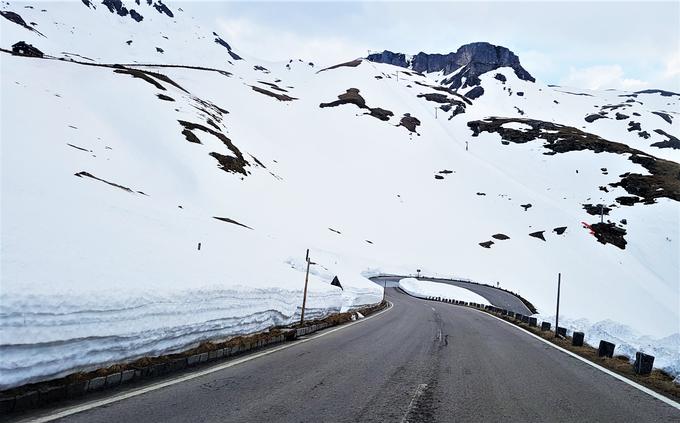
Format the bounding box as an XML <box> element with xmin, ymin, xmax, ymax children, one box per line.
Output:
<box><xmin>401</xmin><ymin>383</ymin><xmax>428</xmax><ymax>423</ymax></box>
<box><xmin>20</xmin><ymin>302</ymin><xmax>394</xmax><ymax>423</ymax></box>
<box><xmin>431</xmin><ymin>307</ymin><xmax>435</xmax><ymax>311</ymax></box>
<box><xmin>470</xmin><ymin>307</ymin><xmax>680</xmax><ymax>411</ymax></box>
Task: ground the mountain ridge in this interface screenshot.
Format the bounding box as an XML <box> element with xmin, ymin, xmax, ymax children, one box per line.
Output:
<box><xmin>367</xmin><ymin>42</ymin><xmax>535</xmax><ymax>91</ymax></box>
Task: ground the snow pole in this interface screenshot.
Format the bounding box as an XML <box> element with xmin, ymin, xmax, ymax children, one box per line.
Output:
<box><xmin>555</xmin><ymin>273</ymin><xmax>561</xmax><ymax>338</ymax></box>
<box><xmin>383</xmin><ymin>280</ymin><xmax>386</xmax><ymax>303</ymax></box>
<box><xmin>300</xmin><ymin>249</ymin><xmax>311</xmax><ymax>325</ymax></box>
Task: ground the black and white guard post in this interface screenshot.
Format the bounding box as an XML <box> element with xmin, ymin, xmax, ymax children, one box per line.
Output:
<box><xmin>555</xmin><ymin>272</ymin><xmax>561</xmax><ymax>338</ymax></box>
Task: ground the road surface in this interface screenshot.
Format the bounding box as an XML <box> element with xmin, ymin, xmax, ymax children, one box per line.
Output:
<box><xmin>16</xmin><ymin>288</ymin><xmax>679</xmax><ymax>422</ymax></box>
<box><xmin>372</xmin><ymin>275</ymin><xmax>533</xmax><ymax>315</ymax></box>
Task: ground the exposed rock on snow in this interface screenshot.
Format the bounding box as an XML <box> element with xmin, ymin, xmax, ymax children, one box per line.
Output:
<box><xmin>528</xmin><ymin>231</ymin><xmax>546</xmax><ymax>241</ymax></box>
<box><xmin>213</xmin><ymin>216</ymin><xmax>253</xmax><ymax>230</ymax></box>
<box><xmin>320</xmin><ymin>88</ymin><xmax>396</xmax><ymax>123</ymax></box>
<box><xmin>468</xmin><ymin>117</ymin><xmax>680</xmax><ymax>205</ymax></box>
<box><xmin>317</xmin><ymin>59</ymin><xmax>362</xmax><ymax>73</ymax></box>
<box><xmin>651</xmin><ymin>129</ymin><xmax>680</xmax><ymax>149</ymax></box>
<box><xmin>250</xmin><ymin>85</ymin><xmax>297</xmax><ymax>101</ymax></box>
<box><xmin>1</xmin><ymin>10</ymin><xmax>45</xmax><ymax>36</ymax></box>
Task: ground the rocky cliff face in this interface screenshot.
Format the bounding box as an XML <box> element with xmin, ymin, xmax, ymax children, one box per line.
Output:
<box><xmin>367</xmin><ymin>42</ymin><xmax>534</xmax><ymax>90</ymax></box>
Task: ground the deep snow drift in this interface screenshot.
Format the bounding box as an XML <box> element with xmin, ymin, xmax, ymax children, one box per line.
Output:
<box><xmin>1</xmin><ymin>1</ymin><xmax>678</xmax><ymax>388</ymax></box>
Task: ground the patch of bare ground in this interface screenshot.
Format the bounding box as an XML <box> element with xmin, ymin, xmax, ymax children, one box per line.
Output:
<box><xmin>553</xmin><ymin>226</ymin><xmax>567</xmax><ymax>235</ymax></box>
<box><xmin>213</xmin><ymin>216</ymin><xmax>253</xmax><ymax>230</ymax></box>
<box><xmin>417</xmin><ymin>92</ymin><xmax>467</xmax><ymax>119</ymax></box>
<box><xmin>178</xmin><ymin>120</ymin><xmax>249</xmax><ymax>175</ymax></box>
<box><xmin>651</xmin><ymin>129</ymin><xmax>680</xmax><ymax>149</ymax></box>
<box><xmin>113</xmin><ymin>65</ymin><xmax>188</xmax><ymax>92</ymax></box>
<box><xmin>468</xmin><ymin>117</ymin><xmax>680</xmax><ymax>205</ymax></box>
<box><xmin>589</xmin><ymin>222</ymin><xmax>627</xmax><ymax>249</ymax></box>
<box><xmin>66</xmin><ymin>143</ymin><xmax>90</xmax><ymax>152</ymax></box>
<box><xmin>320</xmin><ymin>88</ymin><xmax>408</xmax><ymax>125</ymax></box>
<box><xmin>257</xmin><ymin>81</ymin><xmax>289</xmax><ymax>92</ymax></box>
<box><xmin>1</xmin><ymin>10</ymin><xmax>45</xmax><ymax>36</ymax></box>
<box><xmin>156</xmin><ymin>93</ymin><xmax>174</xmax><ymax>101</ymax></box>
<box><xmin>529</xmin><ymin>231</ymin><xmax>546</xmax><ymax>241</ymax></box>
<box><xmin>74</xmin><ymin>171</ymin><xmax>142</xmax><ymax>194</ymax></box>
<box><xmin>250</xmin><ymin>85</ymin><xmax>297</xmax><ymax>101</ymax></box>
<box><xmin>316</xmin><ymin>58</ymin><xmax>362</xmax><ymax>73</ymax></box>
<box><xmin>399</xmin><ymin>113</ymin><xmax>420</xmax><ymax>133</ymax></box>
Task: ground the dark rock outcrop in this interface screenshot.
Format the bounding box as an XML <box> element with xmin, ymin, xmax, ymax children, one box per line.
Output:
<box><xmin>152</xmin><ymin>0</ymin><xmax>173</xmax><ymax>17</ymax></box>
<box><xmin>585</xmin><ymin>114</ymin><xmax>606</xmax><ymax>123</ymax></box>
<box><xmin>634</xmin><ymin>89</ymin><xmax>680</xmax><ymax>98</ymax></box>
<box><xmin>465</xmin><ymin>86</ymin><xmax>484</xmax><ymax>99</ymax></box>
<box><xmin>213</xmin><ymin>33</ymin><xmax>243</xmax><ymax>60</ymax></box>
<box><xmin>652</xmin><ymin>111</ymin><xmax>673</xmax><ymax>124</ymax></box>
<box><xmin>367</xmin><ymin>42</ymin><xmax>534</xmax><ymax>91</ymax></box>
<box><xmin>1</xmin><ymin>10</ymin><xmax>45</xmax><ymax>36</ymax></box>
<box><xmin>651</xmin><ymin>129</ymin><xmax>680</xmax><ymax>149</ymax></box>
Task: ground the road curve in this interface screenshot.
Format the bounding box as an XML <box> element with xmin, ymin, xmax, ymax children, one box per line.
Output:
<box><xmin>372</xmin><ymin>275</ymin><xmax>533</xmax><ymax>315</ymax></box>
<box><xmin>15</xmin><ymin>289</ymin><xmax>679</xmax><ymax>422</ymax></box>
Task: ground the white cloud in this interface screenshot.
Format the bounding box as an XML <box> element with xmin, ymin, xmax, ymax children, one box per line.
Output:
<box><xmin>215</xmin><ymin>17</ymin><xmax>366</xmax><ymax>67</ymax></box>
<box><xmin>663</xmin><ymin>52</ymin><xmax>680</xmax><ymax>79</ymax></box>
<box><xmin>560</xmin><ymin>65</ymin><xmax>650</xmax><ymax>91</ymax></box>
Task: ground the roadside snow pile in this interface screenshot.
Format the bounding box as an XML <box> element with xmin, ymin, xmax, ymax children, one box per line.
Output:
<box><xmin>534</xmin><ymin>314</ymin><xmax>680</xmax><ymax>377</ymax></box>
<box><xmin>1</xmin><ymin>285</ymin><xmax>345</xmax><ymax>389</ymax></box>
<box><xmin>399</xmin><ymin>278</ymin><xmax>491</xmax><ymax>305</ymax></box>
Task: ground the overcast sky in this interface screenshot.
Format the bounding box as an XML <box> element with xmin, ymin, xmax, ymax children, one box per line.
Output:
<box><xmin>187</xmin><ymin>1</ymin><xmax>679</xmax><ymax>91</ymax></box>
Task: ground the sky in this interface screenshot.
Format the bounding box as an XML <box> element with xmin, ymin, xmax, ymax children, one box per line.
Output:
<box><xmin>187</xmin><ymin>1</ymin><xmax>680</xmax><ymax>92</ymax></box>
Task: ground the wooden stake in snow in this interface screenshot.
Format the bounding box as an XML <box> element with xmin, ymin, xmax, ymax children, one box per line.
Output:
<box><xmin>300</xmin><ymin>249</ymin><xmax>312</xmax><ymax>325</ymax></box>
<box><xmin>555</xmin><ymin>273</ymin><xmax>561</xmax><ymax>338</ymax></box>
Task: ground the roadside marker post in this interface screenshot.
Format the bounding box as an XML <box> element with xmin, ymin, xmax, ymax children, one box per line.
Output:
<box><xmin>382</xmin><ymin>279</ymin><xmax>387</xmax><ymax>303</ymax></box>
<box><xmin>555</xmin><ymin>273</ymin><xmax>561</xmax><ymax>338</ymax></box>
<box><xmin>300</xmin><ymin>249</ymin><xmax>312</xmax><ymax>325</ymax></box>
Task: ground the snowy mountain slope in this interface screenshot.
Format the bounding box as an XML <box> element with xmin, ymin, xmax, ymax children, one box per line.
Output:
<box><xmin>1</xmin><ymin>1</ymin><xmax>678</xmax><ymax>387</ymax></box>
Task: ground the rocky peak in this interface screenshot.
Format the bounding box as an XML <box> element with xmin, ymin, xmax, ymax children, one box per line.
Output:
<box><xmin>367</xmin><ymin>42</ymin><xmax>534</xmax><ymax>91</ymax></box>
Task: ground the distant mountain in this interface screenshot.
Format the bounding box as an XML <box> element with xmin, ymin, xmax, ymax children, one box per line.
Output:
<box><xmin>367</xmin><ymin>42</ymin><xmax>534</xmax><ymax>92</ymax></box>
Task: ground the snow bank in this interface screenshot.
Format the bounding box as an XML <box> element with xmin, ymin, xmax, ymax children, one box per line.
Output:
<box><xmin>398</xmin><ymin>278</ymin><xmax>491</xmax><ymax>305</ymax></box>
<box><xmin>534</xmin><ymin>314</ymin><xmax>680</xmax><ymax>377</ymax></box>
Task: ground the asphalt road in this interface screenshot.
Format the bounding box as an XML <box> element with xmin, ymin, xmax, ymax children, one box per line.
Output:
<box><xmin>372</xmin><ymin>275</ymin><xmax>533</xmax><ymax>315</ymax></box>
<box><xmin>17</xmin><ymin>289</ymin><xmax>679</xmax><ymax>423</ymax></box>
